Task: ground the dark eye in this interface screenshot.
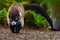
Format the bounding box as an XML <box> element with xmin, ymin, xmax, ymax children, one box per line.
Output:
<box><xmin>16</xmin><ymin>18</ymin><xmax>18</xmax><ymax>20</ymax></box>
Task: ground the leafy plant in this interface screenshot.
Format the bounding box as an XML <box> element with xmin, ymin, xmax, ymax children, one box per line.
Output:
<box><xmin>0</xmin><ymin>8</ymin><xmax>7</xmax><ymax>25</ymax></box>
<box><xmin>25</xmin><ymin>10</ymin><xmax>48</xmax><ymax>27</ymax></box>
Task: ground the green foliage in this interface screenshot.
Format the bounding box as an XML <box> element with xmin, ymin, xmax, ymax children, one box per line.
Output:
<box><xmin>30</xmin><ymin>0</ymin><xmax>44</xmax><ymax>4</ymax></box>
<box><xmin>0</xmin><ymin>8</ymin><xmax>7</xmax><ymax>25</ymax></box>
<box><xmin>40</xmin><ymin>2</ymin><xmax>50</xmax><ymax>16</ymax></box>
<box><xmin>20</xmin><ymin>1</ymin><xmax>30</xmax><ymax>4</ymax></box>
<box><xmin>45</xmin><ymin>0</ymin><xmax>60</xmax><ymax>6</ymax></box>
<box><xmin>25</xmin><ymin>10</ymin><xmax>48</xmax><ymax>27</ymax></box>
<box><xmin>0</xmin><ymin>0</ymin><xmax>15</xmax><ymax>10</ymax></box>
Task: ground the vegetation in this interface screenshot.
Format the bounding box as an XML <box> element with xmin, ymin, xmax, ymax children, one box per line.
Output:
<box><xmin>0</xmin><ymin>0</ymin><xmax>60</xmax><ymax>30</ymax></box>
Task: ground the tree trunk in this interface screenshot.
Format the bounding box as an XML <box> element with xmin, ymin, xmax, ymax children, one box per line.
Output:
<box><xmin>50</xmin><ymin>4</ymin><xmax>60</xmax><ymax>29</ymax></box>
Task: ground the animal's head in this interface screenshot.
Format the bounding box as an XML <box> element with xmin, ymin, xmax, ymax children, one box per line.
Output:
<box><xmin>9</xmin><ymin>9</ymin><xmax>20</xmax><ymax>26</ymax></box>
<box><xmin>7</xmin><ymin>3</ymin><xmax>25</xmax><ymax>27</ymax></box>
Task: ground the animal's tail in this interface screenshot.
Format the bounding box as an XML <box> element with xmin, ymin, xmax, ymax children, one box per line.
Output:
<box><xmin>23</xmin><ymin>4</ymin><xmax>53</xmax><ymax>29</ymax></box>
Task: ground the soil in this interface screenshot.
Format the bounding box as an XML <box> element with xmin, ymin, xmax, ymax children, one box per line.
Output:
<box><xmin>0</xmin><ymin>24</ymin><xmax>60</xmax><ymax>40</ymax></box>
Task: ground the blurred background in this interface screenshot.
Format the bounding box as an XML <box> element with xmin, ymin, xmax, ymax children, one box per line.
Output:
<box><xmin>0</xmin><ymin>0</ymin><xmax>60</xmax><ymax>31</ymax></box>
